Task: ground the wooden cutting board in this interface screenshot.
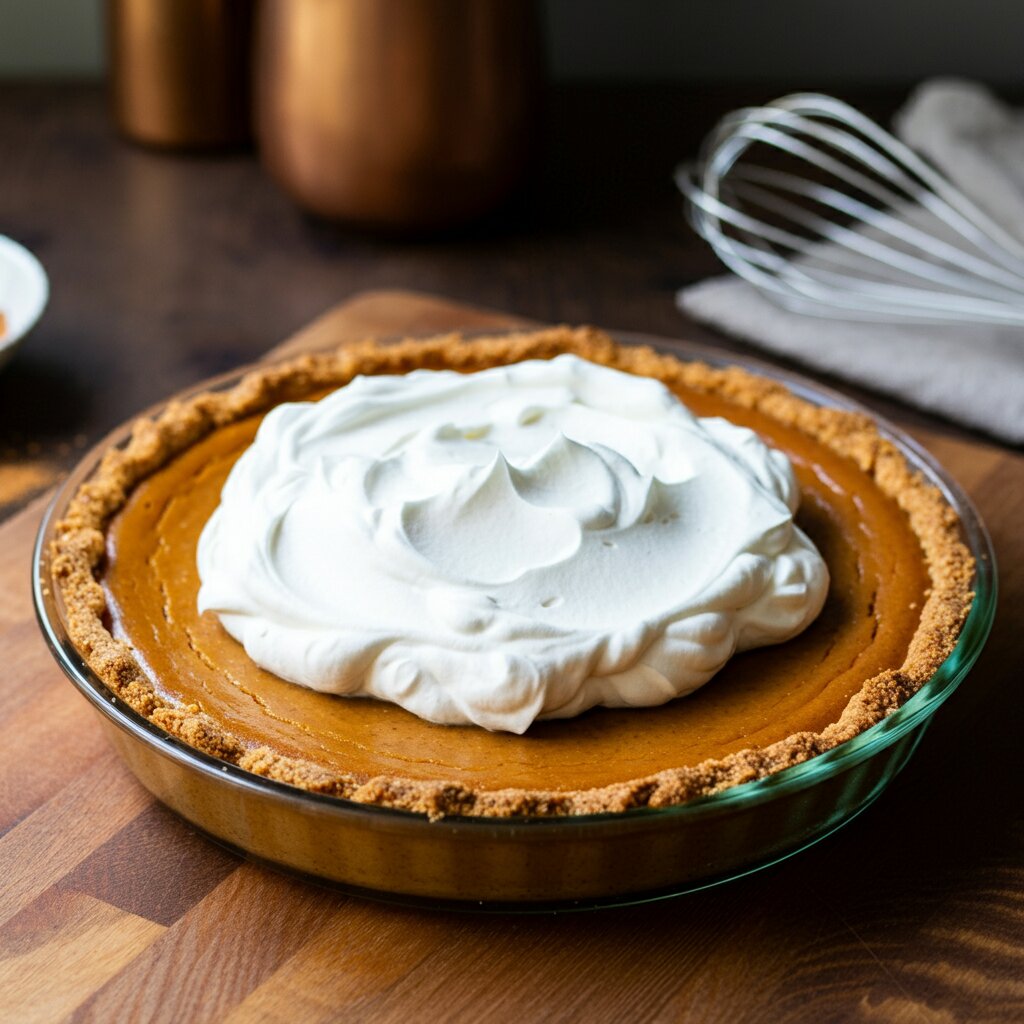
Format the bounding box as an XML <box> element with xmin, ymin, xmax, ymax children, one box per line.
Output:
<box><xmin>1</xmin><ymin>290</ymin><xmax>1020</xmax><ymax>1024</ymax></box>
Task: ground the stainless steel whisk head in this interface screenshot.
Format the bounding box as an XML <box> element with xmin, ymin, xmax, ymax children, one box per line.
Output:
<box><xmin>677</xmin><ymin>93</ymin><xmax>1024</xmax><ymax>327</ymax></box>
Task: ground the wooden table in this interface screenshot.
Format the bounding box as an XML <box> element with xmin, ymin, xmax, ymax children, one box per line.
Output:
<box><xmin>1</xmin><ymin>290</ymin><xmax>1022</xmax><ymax>1023</ymax></box>
<box><xmin>0</xmin><ymin>84</ymin><xmax>1022</xmax><ymax>1022</ymax></box>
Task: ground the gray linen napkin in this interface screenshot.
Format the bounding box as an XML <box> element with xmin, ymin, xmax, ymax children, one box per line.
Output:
<box><xmin>678</xmin><ymin>79</ymin><xmax>1024</xmax><ymax>444</ymax></box>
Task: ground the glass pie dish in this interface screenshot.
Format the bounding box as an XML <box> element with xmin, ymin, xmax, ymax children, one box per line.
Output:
<box><xmin>33</xmin><ymin>332</ymin><xmax>996</xmax><ymax>910</ymax></box>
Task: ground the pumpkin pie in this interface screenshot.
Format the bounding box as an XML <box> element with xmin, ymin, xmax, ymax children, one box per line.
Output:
<box><xmin>51</xmin><ymin>328</ymin><xmax>974</xmax><ymax>818</ymax></box>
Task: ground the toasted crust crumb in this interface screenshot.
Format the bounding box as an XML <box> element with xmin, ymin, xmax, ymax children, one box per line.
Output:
<box><xmin>51</xmin><ymin>328</ymin><xmax>974</xmax><ymax>819</ymax></box>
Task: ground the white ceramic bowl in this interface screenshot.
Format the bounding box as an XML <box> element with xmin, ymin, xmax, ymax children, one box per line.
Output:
<box><xmin>0</xmin><ymin>234</ymin><xmax>49</xmax><ymax>371</ymax></box>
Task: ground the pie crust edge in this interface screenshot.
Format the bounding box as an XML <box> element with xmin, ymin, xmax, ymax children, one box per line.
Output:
<box><xmin>50</xmin><ymin>327</ymin><xmax>975</xmax><ymax>819</ymax></box>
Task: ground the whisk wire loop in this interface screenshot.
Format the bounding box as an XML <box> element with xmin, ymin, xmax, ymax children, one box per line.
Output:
<box><xmin>679</xmin><ymin>93</ymin><xmax>1024</xmax><ymax>327</ymax></box>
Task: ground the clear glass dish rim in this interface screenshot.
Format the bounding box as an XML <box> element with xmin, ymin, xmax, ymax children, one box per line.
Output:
<box><xmin>32</xmin><ymin>328</ymin><xmax>998</xmax><ymax>834</ymax></box>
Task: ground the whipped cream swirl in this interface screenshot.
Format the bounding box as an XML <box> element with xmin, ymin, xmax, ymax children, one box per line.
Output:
<box><xmin>197</xmin><ymin>355</ymin><xmax>828</xmax><ymax>733</ymax></box>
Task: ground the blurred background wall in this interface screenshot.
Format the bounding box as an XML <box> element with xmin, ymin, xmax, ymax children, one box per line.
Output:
<box><xmin>1</xmin><ymin>0</ymin><xmax>1023</xmax><ymax>85</ymax></box>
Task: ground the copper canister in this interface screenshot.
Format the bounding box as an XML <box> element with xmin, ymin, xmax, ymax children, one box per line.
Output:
<box><xmin>108</xmin><ymin>0</ymin><xmax>254</xmax><ymax>149</ymax></box>
<box><xmin>255</xmin><ymin>0</ymin><xmax>543</xmax><ymax>230</ymax></box>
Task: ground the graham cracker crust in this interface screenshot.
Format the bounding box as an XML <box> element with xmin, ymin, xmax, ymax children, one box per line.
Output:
<box><xmin>50</xmin><ymin>328</ymin><xmax>975</xmax><ymax>819</ymax></box>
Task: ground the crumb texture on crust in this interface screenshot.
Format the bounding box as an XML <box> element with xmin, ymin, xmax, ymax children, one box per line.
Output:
<box><xmin>50</xmin><ymin>327</ymin><xmax>975</xmax><ymax>819</ymax></box>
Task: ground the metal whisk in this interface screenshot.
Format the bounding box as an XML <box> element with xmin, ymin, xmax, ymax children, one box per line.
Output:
<box><xmin>677</xmin><ymin>92</ymin><xmax>1024</xmax><ymax>326</ymax></box>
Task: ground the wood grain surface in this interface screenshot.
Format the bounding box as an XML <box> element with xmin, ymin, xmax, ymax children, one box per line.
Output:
<box><xmin>0</xmin><ymin>291</ymin><xmax>1021</xmax><ymax>1023</ymax></box>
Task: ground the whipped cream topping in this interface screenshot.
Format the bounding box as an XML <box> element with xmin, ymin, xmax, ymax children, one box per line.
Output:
<box><xmin>197</xmin><ymin>355</ymin><xmax>829</xmax><ymax>734</ymax></box>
